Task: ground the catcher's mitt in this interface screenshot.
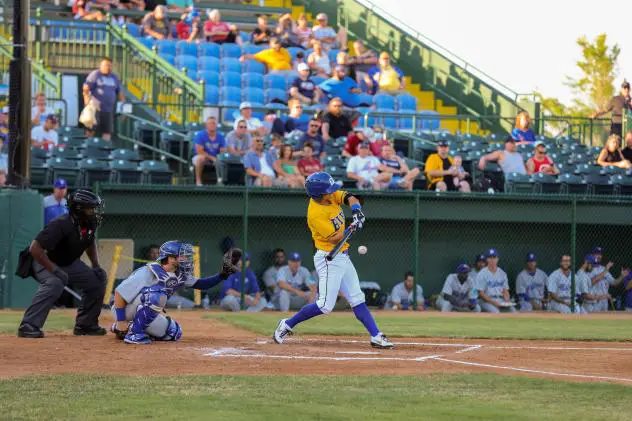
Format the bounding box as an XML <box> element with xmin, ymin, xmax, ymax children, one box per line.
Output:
<box><xmin>220</xmin><ymin>247</ymin><xmax>242</xmax><ymax>279</ymax></box>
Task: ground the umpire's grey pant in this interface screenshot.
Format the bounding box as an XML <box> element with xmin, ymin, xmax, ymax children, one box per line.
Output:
<box><xmin>21</xmin><ymin>260</ymin><xmax>106</xmax><ymax>329</ymax></box>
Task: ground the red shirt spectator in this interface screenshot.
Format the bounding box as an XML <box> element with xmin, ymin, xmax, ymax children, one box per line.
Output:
<box><xmin>370</xmin><ymin>138</ymin><xmax>390</xmax><ymax>157</ymax></box>
<box><xmin>525</xmin><ymin>141</ymin><xmax>559</xmax><ymax>175</ymax></box>
<box><xmin>297</xmin><ymin>142</ymin><xmax>324</xmax><ymax>177</ymax></box>
<box><xmin>204</xmin><ymin>21</ymin><xmax>231</xmax><ymax>43</ymax></box>
<box><xmin>343</xmin><ymin>128</ymin><xmax>368</xmax><ymax>158</ymax></box>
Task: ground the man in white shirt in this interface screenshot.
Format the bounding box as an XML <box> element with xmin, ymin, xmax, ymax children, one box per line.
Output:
<box><xmin>346</xmin><ymin>142</ymin><xmax>386</xmax><ymax>190</ymax></box>
<box><xmin>31</xmin><ymin>92</ymin><xmax>56</xmax><ymax>127</ymax></box>
<box><xmin>31</xmin><ymin>115</ymin><xmax>59</xmax><ymax>151</ymax></box>
<box><xmin>233</xmin><ymin>102</ymin><xmax>266</xmax><ymax>136</ymax></box>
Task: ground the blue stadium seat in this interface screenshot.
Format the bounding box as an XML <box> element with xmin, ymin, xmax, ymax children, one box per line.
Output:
<box><xmin>396</xmin><ymin>93</ymin><xmax>417</xmax><ymax>111</ymax></box>
<box><xmin>174</xmin><ymin>55</ymin><xmax>198</xmax><ymax>73</ymax></box>
<box><xmin>160</xmin><ymin>53</ymin><xmax>175</xmax><ymax>66</ymax></box>
<box><xmin>373</xmin><ymin>93</ymin><xmax>396</xmax><ymax>110</ymax></box>
<box><xmin>110</xmin><ymin>148</ymin><xmax>140</xmax><ymax>161</ymax></box>
<box><xmin>223</xmin><ymin>107</ymin><xmax>239</xmax><ymax>124</ymax></box>
<box><xmin>219</xmin><ymin>87</ymin><xmax>242</xmax><ymax>106</ymax></box>
<box><xmin>110</xmin><ymin>159</ymin><xmax>142</xmax><ymax>184</ymax></box>
<box><xmin>197</xmin><ymin>70</ymin><xmax>219</xmax><ymax>87</ymax></box>
<box><xmin>198</xmin><ymin>42</ymin><xmax>220</xmax><ymax>58</ymax></box>
<box><xmin>287</xmin><ymin>47</ymin><xmax>304</xmax><ymax>61</ymax></box>
<box><xmin>139</xmin><ymin>37</ymin><xmax>156</xmax><ymax>50</ymax></box>
<box><xmin>355</xmin><ymin>93</ymin><xmax>374</xmax><ymax>107</ymax></box>
<box><xmin>264</xmin><ymin>73</ymin><xmax>286</xmax><ymax>90</ymax></box>
<box><xmin>221</xmin><ymin>71</ymin><xmax>242</xmax><ymax>88</ymax></box>
<box><xmin>375</xmin><ymin>111</ymin><xmax>397</xmax><ymax>130</ymax></box>
<box><xmin>419</xmin><ymin>110</ymin><xmax>441</xmax><ymax>131</ymax></box>
<box><xmin>220</xmin><ymin>57</ymin><xmax>242</xmax><ymax>73</ymax></box>
<box><xmin>156</xmin><ymin>39</ymin><xmax>177</xmax><ymax>56</ymax></box>
<box><xmin>243</xmin><ymin>44</ymin><xmax>266</xmax><ymax>55</ymax></box>
<box><xmin>397</xmin><ymin>110</ymin><xmax>416</xmax><ymax>130</ymax></box>
<box><xmin>242</xmin><ymin>88</ymin><xmax>265</xmax><ymax>105</ymax></box>
<box><xmin>198</xmin><ymin>56</ymin><xmax>220</xmax><ymax>73</ymax></box>
<box><xmin>242</xmin><ymin>59</ymin><xmax>266</xmax><ymax>74</ymax></box>
<box><xmin>266</xmin><ymin>103</ymin><xmax>287</xmax><ymax>111</ymax></box>
<box><xmin>265</xmin><ymin>88</ymin><xmax>288</xmax><ymax>104</ymax></box>
<box><xmin>204</xmin><ymin>85</ymin><xmax>219</xmax><ymax>104</ymax></box>
<box><xmin>176</xmin><ymin>40</ymin><xmax>198</xmax><ymax>56</ymax></box>
<box><xmin>220</xmin><ymin>43</ymin><xmax>242</xmax><ymax>58</ymax></box>
<box><xmin>125</xmin><ymin>23</ymin><xmax>140</xmax><ymax>37</ymax></box>
<box><xmin>139</xmin><ymin>160</ymin><xmax>173</xmax><ymax>184</ymax></box>
<box><xmin>242</xmin><ymin>72</ymin><xmax>265</xmax><ymax>90</ymax></box>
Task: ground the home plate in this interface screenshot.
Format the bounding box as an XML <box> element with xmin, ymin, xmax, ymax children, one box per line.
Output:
<box><xmin>335</xmin><ymin>351</ymin><xmax>381</xmax><ymax>355</ymax></box>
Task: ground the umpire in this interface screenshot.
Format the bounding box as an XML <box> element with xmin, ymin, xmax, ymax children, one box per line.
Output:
<box><xmin>17</xmin><ymin>189</ymin><xmax>108</xmax><ymax>338</ymax></box>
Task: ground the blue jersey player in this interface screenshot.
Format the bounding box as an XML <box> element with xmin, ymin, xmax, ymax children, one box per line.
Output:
<box><xmin>111</xmin><ymin>241</ymin><xmax>241</xmax><ymax>344</ymax></box>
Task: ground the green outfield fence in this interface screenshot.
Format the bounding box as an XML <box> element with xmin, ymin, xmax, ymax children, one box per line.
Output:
<box><xmin>84</xmin><ymin>185</ymin><xmax>632</xmax><ymax>312</ymax></box>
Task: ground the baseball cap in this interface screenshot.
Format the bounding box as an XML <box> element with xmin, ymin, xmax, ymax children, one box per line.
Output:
<box><xmin>584</xmin><ymin>254</ymin><xmax>597</xmax><ymax>264</ymax></box>
<box><xmin>526</xmin><ymin>252</ymin><xmax>537</xmax><ymax>262</ymax></box>
<box><xmin>239</xmin><ymin>101</ymin><xmax>252</xmax><ymax>110</ymax></box>
<box><xmin>591</xmin><ymin>246</ymin><xmax>603</xmax><ymax>254</ymax></box>
<box><xmin>534</xmin><ymin>140</ymin><xmax>546</xmax><ymax>148</ymax></box>
<box><xmin>486</xmin><ymin>248</ymin><xmax>499</xmax><ymax>258</ymax></box>
<box><xmin>289</xmin><ymin>252</ymin><xmax>301</xmax><ymax>261</ymax></box>
<box><xmin>437</xmin><ymin>140</ymin><xmax>449</xmax><ymax>147</ymax></box>
<box><xmin>475</xmin><ymin>254</ymin><xmax>486</xmax><ymax>262</ymax></box>
<box><xmin>189</xmin><ymin>9</ymin><xmax>199</xmax><ymax>18</ymax></box>
<box><xmin>297</xmin><ymin>63</ymin><xmax>309</xmax><ymax>72</ymax></box>
<box><xmin>316</xmin><ymin>12</ymin><xmax>327</xmax><ymax>21</ymax></box>
<box><xmin>456</xmin><ymin>263</ymin><xmax>470</xmax><ymax>273</ymax></box>
<box><xmin>54</xmin><ymin>178</ymin><xmax>68</xmax><ymax>189</ymax></box>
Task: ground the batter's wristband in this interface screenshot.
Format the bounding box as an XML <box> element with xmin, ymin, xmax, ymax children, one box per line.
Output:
<box><xmin>351</xmin><ymin>204</ymin><xmax>361</xmax><ymax>212</ymax></box>
<box><xmin>115</xmin><ymin>307</ymin><xmax>126</xmax><ymax>322</ymax></box>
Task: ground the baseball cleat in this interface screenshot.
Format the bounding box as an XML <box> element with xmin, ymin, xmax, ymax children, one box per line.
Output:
<box><xmin>124</xmin><ymin>332</ymin><xmax>152</xmax><ymax>345</ymax></box>
<box><xmin>370</xmin><ymin>333</ymin><xmax>394</xmax><ymax>349</ymax></box>
<box><xmin>273</xmin><ymin>318</ymin><xmax>293</xmax><ymax>344</ymax></box>
<box><xmin>17</xmin><ymin>323</ymin><xmax>45</xmax><ymax>339</ymax></box>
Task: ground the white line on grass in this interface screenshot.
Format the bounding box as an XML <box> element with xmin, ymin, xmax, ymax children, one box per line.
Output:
<box><xmin>433</xmin><ymin>357</ymin><xmax>632</xmax><ymax>383</ymax></box>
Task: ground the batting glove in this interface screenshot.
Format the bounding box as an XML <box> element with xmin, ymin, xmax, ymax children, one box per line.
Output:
<box><xmin>351</xmin><ymin>204</ymin><xmax>365</xmax><ymax>230</ymax></box>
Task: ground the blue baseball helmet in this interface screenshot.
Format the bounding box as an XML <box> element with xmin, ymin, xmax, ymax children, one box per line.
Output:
<box><xmin>158</xmin><ymin>241</ymin><xmax>194</xmax><ymax>274</ymax></box>
<box><xmin>305</xmin><ymin>172</ymin><xmax>341</xmax><ymax>198</ymax></box>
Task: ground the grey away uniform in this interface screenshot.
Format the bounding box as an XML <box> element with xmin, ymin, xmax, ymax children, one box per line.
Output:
<box><xmin>515</xmin><ymin>269</ymin><xmax>547</xmax><ymax>312</ymax></box>
<box><xmin>475</xmin><ymin>267</ymin><xmax>516</xmax><ymax>313</ymax></box>
<box><xmin>387</xmin><ymin>282</ymin><xmax>424</xmax><ymax>309</ymax></box>
<box><xmin>584</xmin><ymin>266</ymin><xmax>614</xmax><ymax>312</ymax></box>
<box><xmin>547</xmin><ymin>269</ymin><xmax>585</xmax><ymax>314</ymax></box>
<box><xmin>436</xmin><ymin>273</ymin><xmax>480</xmax><ymax>312</ymax></box>
<box><xmin>275</xmin><ymin>265</ymin><xmax>316</xmax><ymax>311</ymax></box>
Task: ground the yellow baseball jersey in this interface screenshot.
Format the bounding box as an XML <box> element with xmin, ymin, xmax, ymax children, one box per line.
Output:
<box><xmin>307</xmin><ymin>190</ymin><xmax>349</xmax><ymax>253</ymax></box>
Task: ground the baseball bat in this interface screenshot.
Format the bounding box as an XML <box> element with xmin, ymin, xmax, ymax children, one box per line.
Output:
<box><xmin>326</xmin><ymin>225</ymin><xmax>356</xmax><ymax>261</ymax></box>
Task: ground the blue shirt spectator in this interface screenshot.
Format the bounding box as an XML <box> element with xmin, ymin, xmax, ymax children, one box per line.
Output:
<box><xmin>44</xmin><ymin>178</ymin><xmax>69</xmax><ymax>225</ymax></box>
<box><xmin>192</xmin><ymin>127</ymin><xmax>226</xmax><ymax>157</ymax></box>
<box><xmin>83</xmin><ymin>60</ymin><xmax>122</xmax><ymax>113</ymax></box>
<box><xmin>220</xmin><ymin>268</ymin><xmax>260</xmax><ymax>299</ymax></box>
<box><xmin>243</xmin><ymin>139</ymin><xmax>279</xmax><ymax>186</ymax></box>
<box><xmin>511</xmin><ymin>127</ymin><xmax>536</xmax><ymax>143</ymax></box>
<box><xmin>319</xmin><ymin>68</ymin><xmax>364</xmax><ymax>108</ymax></box>
<box><xmin>297</xmin><ymin>120</ymin><xmax>325</xmax><ymax>158</ymax></box>
<box><xmin>290</xmin><ymin>63</ymin><xmax>320</xmax><ymax>104</ymax></box>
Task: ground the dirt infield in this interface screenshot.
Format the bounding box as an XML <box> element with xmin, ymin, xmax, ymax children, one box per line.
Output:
<box><xmin>2</xmin><ymin>311</ymin><xmax>632</xmax><ymax>385</ymax></box>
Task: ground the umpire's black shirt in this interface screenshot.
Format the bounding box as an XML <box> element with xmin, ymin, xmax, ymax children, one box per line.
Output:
<box><xmin>35</xmin><ymin>214</ymin><xmax>95</xmax><ymax>267</ymax></box>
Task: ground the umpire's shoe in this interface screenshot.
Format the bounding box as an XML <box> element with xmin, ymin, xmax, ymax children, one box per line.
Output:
<box><xmin>17</xmin><ymin>323</ymin><xmax>45</xmax><ymax>339</ymax></box>
<box><xmin>73</xmin><ymin>325</ymin><xmax>107</xmax><ymax>336</ymax></box>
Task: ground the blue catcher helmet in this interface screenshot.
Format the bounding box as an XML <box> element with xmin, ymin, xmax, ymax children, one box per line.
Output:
<box><xmin>305</xmin><ymin>172</ymin><xmax>342</xmax><ymax>198</ymax></box>
<box><xmin>158</xmin><ymin>241</ymin><xmax>194</xmax><ymax>274</ymax></box>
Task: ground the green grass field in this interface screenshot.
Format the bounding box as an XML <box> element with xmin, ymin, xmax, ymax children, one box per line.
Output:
<box><xmin>207</xmin><ymin>312</ymin><xmax>632</xmax><ymax>341</ymax></box>
<box><xmin>0</xmin><ymin>312</ymin><xmax>74</xmax><ymax>334</ymax></box>
<box><xmin>0</xmin><ymin>374</ymin><xmax>630</xmax><ymax>421</ymax></box>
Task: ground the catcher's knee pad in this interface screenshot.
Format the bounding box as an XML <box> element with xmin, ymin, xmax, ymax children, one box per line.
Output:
<box><xmin>141</xmin><ymin>285</ymin><xmax>168</xmax><ymax>313</ymax></box>
<box><xmin>156</xmin><ymin>317</ymin><xmax>182</xmax><ymax>342</ymax></box>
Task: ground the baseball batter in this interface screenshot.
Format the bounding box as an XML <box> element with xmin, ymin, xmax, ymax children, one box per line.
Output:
<box><xmin>515</xmin><ymin>253</ymin><xmax>547</xmax><ymax>312</ymax></box>
<box><xmin>111</xmin><ymin>241</ymin><xmax>241</xmax><ymax>344</ymax></box>
<box><xmin>273</xmin><ymin>172</ymin><xmax>393</xmax><ymax>348</ymax></box>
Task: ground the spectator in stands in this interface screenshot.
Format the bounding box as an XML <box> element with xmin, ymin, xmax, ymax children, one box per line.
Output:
<box><xmin>475</xmin><ymin>248</ymin><xmax>517</xmax><ymax>313</ymax></box>
<box><xmin>342</xmin><ymin>127</ymin><xmax>368</xmax><ymax>157</ymax></box>
<box><xmin>297</xmin><ymin>118</ymin><xmax>325</xmax><ymax>159</ymax></box>
<box><xmin>622</xmin><ymin>132</ymin><xmax>632</xmax><ymax>162</ymax></box>
<box><xmin>425</xmin><ymin>140</ymin><xmax>471</xmax><ymax>192</ymax></box>
<box><xmin>478</xmin><ymin>137</ymin><xmax>527</xmax><ymax>175</ymax></box>
<box><xmin>273</xmin><ymin>144</ymin><xmax>305</xmax><ymax>188</ymax></box>
<box><xmin>312</xmin><ymin>13</ymin><xmax>346</xmax><ymax>51</ymax></box>
<box><xmin>244</xmin><ymin>136</ymin><xmax>282</xmax><ymax>187</ymax></box>
<box><xmin>204</xmin><ymin>9</ymin><xmax>242</xmax><ymax>45</ymax></box>
<box><xmin>592</xmin><ymin>80</ymin><xmax>632</xmax><ymax>136</ymax></box>
<box><xmin>292</xmin><ymin>51</ymin><xmax>307</xmax><ymax>72</ymax></box>
<box><xmin>290</xmin><ymin>63</ymin><xmax>321</xmax><ymax>106</ymax></box>
<box><xmin>271</xmin><ymin>99</ymin><xmax>308</xmax><ymax>136</ymax></box>
<box><xmin>379</xmin><ymin>144</ymin><xmax>420</xmax><ymax>191</ymax></box>
<box><xmin>73</xmin><ymin>0</ymin><xmax>106</xmax><ymax>21</ymax></box>
<box><xmin>297</xmin><ymin>142</ymin><xmax>324</xmax><ymax>177</ymax></box>
<box><xmin>346</xmin><ymin>142</ymin><xmax>383</xmax><ymax>190</ymax></box>
<box><xmin>268</xmin><ymin>133</ymin><xmax>283</xmax><ymax>158</ymax></box>
<box><xmin>192</xmin><ymin>116</ymin><xmax>225</xmax><ymax>186</ymax></box>
<box><xmin>294</xmin><ymin>13</ymin><xmax>312</xmax><ymax>49</ymax></box>
<box><xmin>307</xmin><ymin>40</ymin><xmax>331</xmax><ymax>77</ymax></box>
<box><xmin>511</xmin><ymin>111</ymin><xmax>536</xmax><ymax>144</ymax></box>
<box><xmin>220</xmin><ymin>253</ymin><xmax>267</xmax><ymax>312</ymax></box>
<box><xmin>321</xmin><ymin>97</ymin><xmax>352</xmax><ymax>142</ymax></box>
<box><xmin>597</xmin><ymin>134</ymin><xmax>631</xmax><ymax>169</ymax></box>
<box><xmin>175</xmin><ymin>8</ymin><xmax>201</xmax><ymax>42</ymax></box>
<box><xmin>525</xmin><ymin>141</ymin><xmax>559</xmax><ymax>175</ymax></box>
<box><xmin>515</xmin><ymin>253</ymin><xmax>548</xmax><ymax>312</ymax></box>
<box><xmin>387</xmin><ymin>271</ymin><xmax>424</xmax><ymax>311</ymax></box>
<box><xmin>263</xmin><ymin>248</ymin><xmax>286</xmax><ymax>298</ymax></box>
<box><xmin>31</xmin><ymin>92</ymin><xmax>56</xmax><ymax>128</ymax></box>
<box><xmin>142</xmin><ymin>5</ymin><xmax>171</xmax><ymax>40</ymax></box>
<box><xmin>275</xmin><ymin>252</ymin><xmax>316</xmax><ymax>312</ymax></box>
<box><xmin>349</xmin><ymin>40</ymin><xmax>378</xmax><ymax>83</ymax></box>
<box><xmin>234</xmin><ymin>102</ymin><xmax>265</xmax><ymax>136</ymax></box>
<box><xmin>276</xmin><ymin>13</ymin><xmax>302</xmax><ymax>48</ymax></box>
<box><xmin>319</xmin><ymin>65</ymin><xmax>369</xmax><ymax>108</ymax></box>
<box><xmin>43</xmin><ymin>178</ymin><xmax>69</xmax><ymax>226</ymax></box>
<box><xmin>335</xmin><ymin>51</ymin><xmax>358</xmax><ymax>84</ymax></box>
<box><xmin>225</xmin><ymin>119</ymin><xmax>252</xmax><ymax>157</ymax></box>
<box><xmin>240</xmin><ymin>37</ymin><xmax>291</xmax><ymax>72</ymax></box>
<box><xmin>436</xmin><ymin>264</ymin><xmax>480</xmax><ymax>312</ymax></box>
<box><xmin>251</xmin><ymin>14</ymin><xmax>273</xmax><ymax>45</ymax></box>
<box><xmin>366</xmin><ymin>52</ymin><xmax>405</xmax><ymax>95</ymax></box>
<box><xmin>31</xmin><ymin>115</ymin><xmax>59</xmax><ymax>151</ymax></box>
<box><xmin>368</xmin><ymin>127</ymin><xmax>390</xmax><ymax>157</ymax></box>
<box><xmin>83</xmin><ymin>57</ymin><xmax>124</xmax><ymax>142</ymax></box>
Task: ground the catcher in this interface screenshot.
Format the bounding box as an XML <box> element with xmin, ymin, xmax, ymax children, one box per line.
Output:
<box><xmin>111</xmin><ymin>241</ymin><xmax>241</xmax><ymax>344</ymax></box>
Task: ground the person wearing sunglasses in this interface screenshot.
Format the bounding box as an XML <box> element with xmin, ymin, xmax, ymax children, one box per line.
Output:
<box><xmin>226</xmin><ymin>119</ymin><xmax>253</xmax><ymax>157</ymax></box>
<box><xmin>243</xmin><ymin>137</ymin><xmax>285</xmax><ymax>187</ymax></box>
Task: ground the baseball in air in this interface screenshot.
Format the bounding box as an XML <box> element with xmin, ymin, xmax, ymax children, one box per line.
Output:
<box><xmin>358</xmin><ymin>245</ymin><xmax>368</xmax><ymax>255</ymax></box>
